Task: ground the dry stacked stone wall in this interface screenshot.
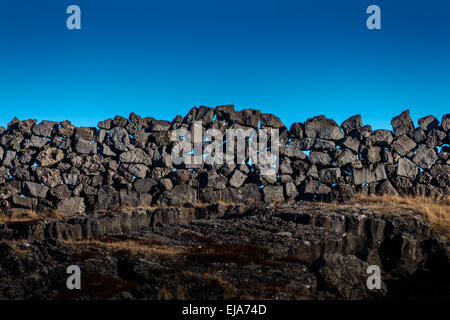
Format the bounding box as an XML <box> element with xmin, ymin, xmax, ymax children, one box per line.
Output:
<box><xmin>0</xmin><ymin>106</ymin><xmax>449</xmax><ymax>216</ymax></box>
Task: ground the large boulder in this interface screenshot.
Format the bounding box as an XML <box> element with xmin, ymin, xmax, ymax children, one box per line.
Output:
<box><xmin>12</xmin><ymin>195</ymin><xmax>38</xmax><ymax>210</ymax></box>
<box><xmin>392</xmin><ymin>136</ymin><xmax>416</xmax><ymax>156</ymax></box>
<box><xmin>119</xmin><ymin>149</ymin><xmax>151</xmax><ymax>164</ymax></box>
<box><xmin>194</xmin><ymin>106</ymin><xmax>215</xmax><ymax>123</ymax></box>
<box><xmin>296</xmin><ymin>138</ymin><xmax>335</xmax><ymax>151</ymax></box>
<box><xmin>441</xmin><ymin>114</ymin><xmax>450</xmax><ymax>132</ymax></box>
<box><xmin>230</xmin><ymin>183</ymin><xmax>262</xmax><ymax>203</ymax></box>
<box><xmin>376</xmin><ymin>180</ymin><xmax>398</xmax><ymax>196</ymax></box>
<box><xmin>50</xmin><ymin>184</ymin><xmax>71</xmax><ymax>200</ymax></box>
<box><xmin>36</xmin><ymin>148</ymin><xmax>64</xmax><ymax>167</ymax></box>
<box><xmin>129</xmin><ymin>112</ymin><xmax>144</xmax><ymax>128</ymax></box>
<box><xmin>299</xmin><ymin>180</ymin><xmax>332</xmax><ymax>200</ymax></box>
<box><xmin>31</xmin><ymin>121</ymin><xmax>58</xmax><ymax>137</ymax></box>
<box><xmin>360</xmin><ymin>146</ymin><xmax>381</xmax><ymax>163</ymax></box>
<box><xmin>289</xmin><ymin>122</ymin><xmax>303</xmax><ymax>139</ymax></box>
<box><xmin>99</xmin><ymin>144</ymin><xmax>117</xmax><ymax>157</ymax></box>
<box><xmin>34</xmin><ymin>167</ymin><xmax>63</xmax><ymax>188</ymax></box>
<box><xmin>152</xmin><ymin>147</ymin><xmax>172</xmax><ymax>167</ymax></box>
<box><xmin>318</xmin><ymin>253</ymin><xmax>386</xmax><ymax>299</ymax></box>
<box><xmin>284</xmin><ymin>146</ymin><xmax>308</xmax><ymax>160</ymax></box>
<box><xmin>214</xmin><ymin>104</ymin><xmax>235</xmax><ymax>122</ymax></box>
<box><xmin>413</xmin><ymin>128</ymin><xmax>427</xmax><ymax>143</ymax></box>
<box><xmin>232</xmin><ymin>109</ymin><xmax>261</xmax><ymax>128</ymax></box>
<box><xmin>113</xmin><ymin>115</ymin><xmax>129</xmax><ymax>127</ymax></box>
<box><xmin>397</xmin><ymin>158</ymin><xmax>418</xmax><ymax>179</ymax></box>
<box><xmin>119</xmin><ymin>189</ymin><xmax>152</xmax><ymax>207</ymax></box>
<box><xmin>98</xmin><ymin>118</ymin><xmax>113</xmax><ymax>130</ymax></box>
<box><xmin>228</xmin><ymin>169</ymin><xmax>247</xmax><ymax>188</ymax></box>
<box><xmin>1</xmin><ymin>150</ymin><xmax>16</xmax><ymax>167</ymax></box>
<box><xmin>128</xmin><ymin>164</ymin><xmax>148</xmax><ymax>179</ymax></box>
<box><xmin>341</xmin><ymin>114</ymin><xmax>362</xmax><ymax>135</ymax></box>
<box><xmin>283</xmin><ymin>181</ymin><xmax>299</xmax><ymax>199</ymax></box>
<box><xmin>335</xmin><ymin>149</ymin><xmax>357</xmax><ymax>167</ymax></box>
<box><xmin>146</xmin><ymin>118</ymin><xmax>171</xmax><ymax>132</ymax></box>
<box><xmin>318</xmin><ymin>168</ymin><xmax>341</xmax><ymax>184</ymax></box>
<box><xmin>56</xmin><ymin>197</ymin><xmax>86</xmax><ymax>215</ymax></box>
<box><xmin>62</xmin><ymin>173</ymin><xmax>78</xmax><ymax>185</ymax></box>
<box><xmin>22</xmin><ymin>181</ymin><xmax>49</xmax><ymax>198</ymax></box>
<box><xmin>418</xmin><ymin>115</ymin><xmax>439</xmax><ymax>132</ymax></box>
<box><xmin>74</xmin><ymin>139</ymin><xmax>97</xmax><ymax>154</ymax></box>
<box><xmin>260</xmin><ymin>113</ymin><xmax>285</xmax><ymax>128</ymax></box>
<box><xmin>304</xmin><ymin>116</ymin><xmax>344</xmax><ymax>141</ymax></box>
<box><xmin>75</xmin><ymin>127</ymin><xmax>94</xmax><ymax>141</ymax></box>
<box><xmin>353</xmin><ymin>168</ymin><xmax>376</xmax><ymax>185</ymax></box>
<box><xmin>262</xmin><ymin>185</ymin><xmax>284</xmax><ymax>202</ymax></box>
<box><xmin>58</xmin><ymin>121</ymin><xmax>75</xmax><ymax>138</ymax></box>
<box><xmin>413</xmin><ymin>144</ymin><xmax>437</xmax><ymax>170</ymax></box>
<box><xmin>158</xmin><ymin>184</ymin><xmax>197</xmax><ymax>206</ymax></box>
<box><xmin>391</xmin><ymin>110</ymin><xmax>414</xmax><ymax>137</ymax></box>
<box><xmin>109</xmin><ymin>127</ymin><xmax>131</xmax><ymax>151</ymax></box>
<box><xmin>425</xmin><ymin>128</ymin><xmax>446</xmax><ymax>148</ymax></box>
<box><xmin>134</xmin><ymin>178</ymin><xmax>157</xmax><ymax>193</ymax></box>
<box><xmin>365</xmin><ymin>129</ymin><xmax>393</xmax><ymax>147</ymax></box>
<box><xmin>7</xmin><ymin>118</ymin><xmax>36</xmax><ymax>132</ymax></box>
<box><xmin>95</xmin><ymin>186</ymin><xmax>120</xmax><ymax>211</ymax></box>
<box><xmin>340</xmin><ymin>136</ymin><xmax>360</xmax><ymax>153</ymax></box>
<box><xmin>23</xmin><ymin>135</ymin><xmax>48</xmax><ymax>149</ymax></box>
<box><xmin>204</xmin><ymin>171</ymin><xmax>227</xmax><ymax>190</ymax></box>
<box><xmin>309</xmin><ymin>151</ymin><xmax>333</xmax><ymax>166</ymax></box>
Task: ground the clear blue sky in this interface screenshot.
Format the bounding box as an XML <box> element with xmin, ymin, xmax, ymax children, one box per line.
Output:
<box><xmin>0</xmin><ymin>0</ymin><xmax>449</xmax><ymax>130</ymax></box>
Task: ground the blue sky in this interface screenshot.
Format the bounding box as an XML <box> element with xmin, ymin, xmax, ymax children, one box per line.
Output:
<box><xmin>0</xmin><ymin>0</ymin><xmax>449</xmax><ymax>130</ymax></box>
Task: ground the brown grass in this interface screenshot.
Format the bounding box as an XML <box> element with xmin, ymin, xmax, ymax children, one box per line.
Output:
<box><xmin>0</xmin><ymin>209</ymin><xmax>39</xmax><ymax>224</ymax></box>
<box><xmin>64</xmin><ymin>237</ymin><xmax>182</xmax><ymax>259</ymax></box>
<box><xmin>320</xmin><ymin>195</ymin><xmax>450</xmax><ymax>237</ymax></box>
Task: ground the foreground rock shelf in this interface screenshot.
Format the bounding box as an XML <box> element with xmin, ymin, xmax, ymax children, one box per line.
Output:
<box><xmin>1</xmin><ymin>202</ymin><xmax>449</xmax><ymax>299</ymax></box>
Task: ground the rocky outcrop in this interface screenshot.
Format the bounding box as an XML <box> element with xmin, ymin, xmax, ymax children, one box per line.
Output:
<box><xmin>0</xmin><ymin>202</ymin><xmax>448</xmax><ymax>300</ymax></box>
<box><xmin>0</xmin><ymin>106</ymin><xmax>449</xmax><ymax>216</ymax></box>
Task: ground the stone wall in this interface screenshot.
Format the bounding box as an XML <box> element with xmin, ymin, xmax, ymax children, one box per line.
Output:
<box><xmin>0</xmin><ymin>105</ymin><xmax>448</xmax><ymax>216</ymax></box>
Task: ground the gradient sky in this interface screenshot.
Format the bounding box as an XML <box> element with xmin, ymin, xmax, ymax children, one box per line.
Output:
<box><xmin>0</xmin><ymin>0</ymin><xmax>449</xmax><ymax>130</ymax></box>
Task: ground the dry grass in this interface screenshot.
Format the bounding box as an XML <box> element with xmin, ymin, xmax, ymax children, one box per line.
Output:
<box><xmin>64</xmin><ymin>237</ymin><xmax>183</xmax><ymax>259</ymax></box>
<box><xmin>2</xmin><ymin>195</ymin><xmax>448</xmax><ymax>237</ymax></box>
<box><xmin>0</xmin><ymin>209</ymin><xmax>64</xmax><ymax>225</ymax></box>
<box><xmin>0</xmin><ymin>209</ymin><xmax>39</xmax><ymax>224</ymax></box>
<box><xmin>320</xmin><ymin>195</ymin><xmax>450</xmax><ymax>237</ymax></box>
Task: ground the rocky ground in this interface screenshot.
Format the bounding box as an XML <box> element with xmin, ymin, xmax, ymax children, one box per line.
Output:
<box><xmin>0</xmin><ymin>201</ymin><xmax>449</xmax><ymax>300</ymax></box>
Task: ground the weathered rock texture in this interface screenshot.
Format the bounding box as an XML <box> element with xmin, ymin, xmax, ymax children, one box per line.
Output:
<box><xmin>0</xmin><ymin>107</ymin><xmax>449</xmax><ymax>215</ymax></box>
<box><xmin>0</xmin><ymin>203</ymin><xmax>448</xmax><ymax>299</ymax></box>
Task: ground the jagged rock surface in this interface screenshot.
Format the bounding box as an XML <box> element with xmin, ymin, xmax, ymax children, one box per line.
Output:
<box><xmin>0</xmin><ymin>202</ymin><xmax>448</xmax><ymax>300</ymax></box>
